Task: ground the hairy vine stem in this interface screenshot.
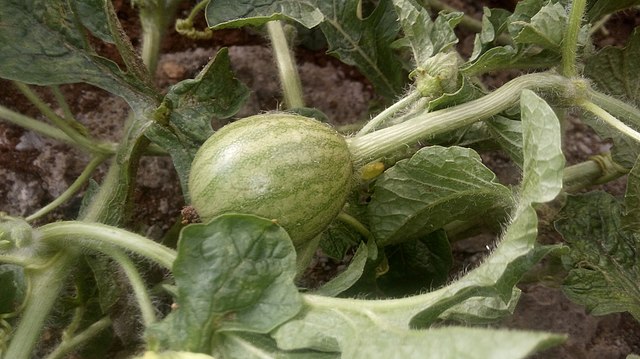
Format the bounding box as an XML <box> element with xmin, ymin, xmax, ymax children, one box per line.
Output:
<box><xmin>37</xmin><ymin>221</ymin><xmax>177</xmax><ymax>269</ymax></box>
<box><xmin>347</xmin><ymin>72</ymin><xmax>575</xmax><ymax>165</ymax></box>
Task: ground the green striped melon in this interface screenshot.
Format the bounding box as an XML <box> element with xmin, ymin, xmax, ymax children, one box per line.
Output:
<box><xmin>188</xmin><ymin>113</ymin><xmax>353</xmax><ymax>246</ymax></box>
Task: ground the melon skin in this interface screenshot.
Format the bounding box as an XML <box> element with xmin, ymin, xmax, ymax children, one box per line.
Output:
<box><xmin>188</xmin><ymin>113</ymin><xmax>353</xmax><ymax>246</ymax></box>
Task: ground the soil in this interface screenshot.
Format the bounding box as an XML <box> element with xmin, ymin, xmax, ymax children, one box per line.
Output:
<box><xmin>1</xmin><ymin>1</ymin><xmax>639</xmax><ymax>358</ymax></box>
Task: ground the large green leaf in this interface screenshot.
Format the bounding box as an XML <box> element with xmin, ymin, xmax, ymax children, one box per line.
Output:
<box><xmin>145</xmin><ymin>48</ymin><xmax>249</xmax><ymax>201</ymax></box>
<box><xmin>0</xmin><ymin>0</ymin><xmax>153</xmax><ymax>106</ymax></box>
<box><xmin>145</xmin><ymin>214</ymin><xmax>302</xmax><ymax>353</ymax></box>
<box><xmin>274</xmin><ymin>313</ymin><xmax>564</xmax><ymax>359</ymax></box>
<box><xmin>205</xmin><ymin>0</ymin><xmax>405</xmax><ymax>98</ymax></box>
<box><xmin>555</xmin><ymin>192</ymin><xmax>640</xmax><ymax>320</ymax></box>
<box><xmin>368</xmin><ymin>146</ymin><xmax>513</xmax><ymax>246</ymax></box>
<box><xmin>584</xmin><ymin>28</ymin><xmax>640</xmax><ymax>167</ymax></box>
<box><xmin>519</xmin><ymin>90</ymin><xmax>565</xmax><ymax>204</ymax></box>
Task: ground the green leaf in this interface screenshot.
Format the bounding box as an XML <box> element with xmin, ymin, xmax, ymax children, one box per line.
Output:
<box><xmin>462</xmin><ymin>3</ymin><xmax>565</xmax><ymax>76</ymax></box>
<box><xmin>368</xmin><ymin>146</ymin><xmax>512</xmax><ymax>246</ymax></box>
<box><xmin>468</xmin><ymin>7</ymin><xmax>512</xmax><ymax>62</ymax></box>
<box><xmin>205</xmin><ymin>1</ymin><xmax>324</xmax><ymax>29</ymax></box>
<box><xmin>275</xmin><ymin>315</ymin><xmax>564</xmax><ymax>359</ymax></box>
<box><xmin>583</xmin><ymin>28</ymin><xmax>640</xmax><ymax>167</ymax></box>
<box><xmin>145</xmin><ymin>214</ymin><xmax>302</xmax><ymax>353</ymax></box>
<box><xmin>555</xmin><ymin>192</ymin><xmax>640</xmax><ymax>320</ymax></box>
<box><xmin>462</xmin><ymin>46</ymin><xmax>559</xmax><ymax>77</ymax></box>
<box><xmin>0</xmin><ymin>264</ymin><xmax>26</xmax><ymax>314</ymax></box>
<box><xmin>391</xmin><ymin>0</ymin><xmax>462</xmax><ymax>67</ymax></box>
<box><xmin>84</xmin><ymin>255</ymin><xmax>120</xmax><ymax>313</ymax></box>
<box><xmin>437</xmin><ymin>288</ymin><xmax>521</xmax><ymax>324</ymax></box>
<box><xmin>216</xmin><ymin>332</ymin><xmax>338</xmax><ymax>359</ymax></box>
<box><xmin>486</xmin><ymin>115</ymin><xmax>524</xmax><ymax>167</ymax></box>
<box><xmin>0</xmin><ymin>0</ymin><xmax>154</xmax><ymax>106</ymax></box>
<box><xmin>145</xmin><ymin>48</ymin><xmax>249</xmax><ymax>202</ymax></box>
<box><xmin>585</xmin><ymin>28</ymin><xmax>640</xmax><ymax>105</ymax></box>
<box><xmin>623</xmin><ymin>157</ymin><xmax>640</xmax><ymax>230</ymax></box>
<box><xmin>75</xmin><ymin>0</ymin><xmax>114</xmax><ymax>43</ymax></box>
<box><xmin>205</xmin><ymin>0</ymin><xmax>406</xmax><ymax>98</ymax></box>
<box><xmin>586</xmin><ymin>0</ymin><xmax>640</xmax><ymax>21</ymax></box>
<box><xmin>512</xmin><ymin>2</ymin><xmax>567</xmax><ymax>51</ymax></box>
<box><xmin>313</xmin><ymin>240</ymin><xmax>374</xmax><ymax>297</ymax></box>
<box><xmin>377</xmin><ymin>230</ymin><xmax>453</xmax><ymax>296</ymax></box>
<box><xmin>519</xmin><ymin>90</ymin><xmax>564</xmax><ymax>205</ymax></box>
<box><xmin>319</xmin><ymin>220</ymin><xmax>362</xmax><ymax>260</ymax></box>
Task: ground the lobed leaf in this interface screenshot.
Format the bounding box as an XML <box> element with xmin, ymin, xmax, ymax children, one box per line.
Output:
<box><xmin>145</xmin><ymin>48</ymin><xmax>249</xmax><ymax>201</ymax></box>
<box><xmin>462</xmin><ymin>3</ymin><xmax>565</xmax><ymax>76</ymax></box>
<box><xmin>205</xmin><ymin>0</ymin><xmax>405</xmax><ymax>98</ymax></box>
<box><xmin>555</xmin><ymin>192</ymin><xmax>640</xmax><ymax>320</ymax></box>
<box><xmin>368</xmin><ymin>145</ymin><xmax>513</xmax><ymax>246</ymax></box>
<box><xmin>391</xmin><ymin>0</ymin><xmax>462</xmax><ymax>67</ymax></box>
<box><xmin>0</xmin><ymin>0</ymin><xmax>154</xmax><ymax>107</ymax></box>
<box><xmin>145</xmin><ymin>214</ymin><xmax>302</xmax><ymax>353</ymax></box>
<box><xmin>512</xmin><ymin>2</ymin><xmax>567</xmax><ymax>51</ymax></box>
<box><xmin>583</xmin><ymin>28</ymin><xmax>640</xmax><ymax>168</ymax></box>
